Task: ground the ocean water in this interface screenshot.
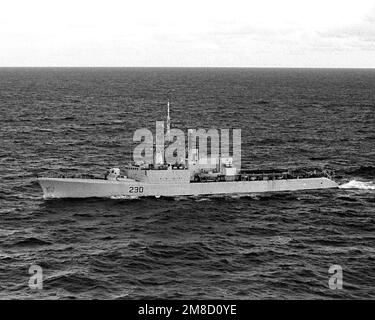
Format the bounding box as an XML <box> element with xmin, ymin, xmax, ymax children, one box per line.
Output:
<box><xmin>0</xmin><ymin>68</ymin><xmax>374</xmax><ymax>299</ymax></box>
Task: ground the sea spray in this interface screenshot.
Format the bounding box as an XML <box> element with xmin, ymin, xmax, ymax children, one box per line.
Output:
<box><xmin>339</xmin><ymin>180</ymin><xmax>375</xmax><ymax>190</ymax></box>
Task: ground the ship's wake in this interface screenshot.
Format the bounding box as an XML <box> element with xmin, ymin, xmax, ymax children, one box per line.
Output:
<box><xmin>339</xmin><ymin>180</ymin><xmax>375</xmax><ymax>190</ymax></box>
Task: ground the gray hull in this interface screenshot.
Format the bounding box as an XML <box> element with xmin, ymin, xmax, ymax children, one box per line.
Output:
<box><xmin>37</xmin><ymin>177</ymin><xmax>338</xmax><ymax>199</ymax></box>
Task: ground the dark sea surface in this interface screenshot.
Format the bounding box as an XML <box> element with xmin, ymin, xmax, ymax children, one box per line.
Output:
<box><xmin>0</xmin><ymin>68</ymin><xmax>374</xmax><ymax>299</ymax></box>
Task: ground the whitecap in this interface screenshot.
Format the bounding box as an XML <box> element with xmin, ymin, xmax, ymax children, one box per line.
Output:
<box><xmin>195</xmin><ymin>198</ymin><xmax>211</xmax><ymax>202</ymax></box>
<box><xmin>110</xmin><ymin>195</ymin><xmax>139</xmax><ymax>200</ymax></box>
<box><xmin>270</xmin><ymin>236</ymin><xmax>292</xmax><ymax>245</ymax></box>
<box><xmin>339</xmin><ymin>180</ymin><xmax>375</xmax><ymax>190</ymax></box>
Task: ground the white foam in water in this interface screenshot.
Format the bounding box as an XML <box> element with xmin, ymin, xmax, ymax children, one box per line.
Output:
<box><xmin>339</xmin><ymin>180</ymin><xmax>375</xmax><ymax>190</ymax></box>
<box><xmin>270</xmin><ymin>236</ymin><xmax>292</xmax><ymax>245</ymax></box>
<box><xmin>195</xmin><ymin>198</ymin><xmax>210</xmax><ymax>202</ymax></box>
<box><xmin>110</xmin><ymin>195</ymin><xmax>139</xmax><ymax>200</ymax></box>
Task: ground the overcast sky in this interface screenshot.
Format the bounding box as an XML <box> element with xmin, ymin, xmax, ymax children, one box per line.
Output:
<box><xmin>1</xmin><ymin>0</ymin><xmax>374</xmax><ymax>67</ymax></box>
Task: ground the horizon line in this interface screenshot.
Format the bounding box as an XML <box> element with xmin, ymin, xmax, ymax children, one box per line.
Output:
<box><xmin>0</xmin><ymin>66</ymin><xmax>374</xmax><ymax>69</ymax></box>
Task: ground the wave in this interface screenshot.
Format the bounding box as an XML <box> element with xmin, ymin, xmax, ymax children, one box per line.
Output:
<box><xmin>344</xmin><ymin>166</ymin><xmax>375</xmax><ymax>179</ymax></box>
<box><xmin>339</xmin><ymin>180</ymin><xmax>375</xmax><ymax>190</ymax></box>
<box><xmin>14</xmin><ymin>237</ymin><xmax>52</xmax><ymax>247</ymax></box>
<box><xmin>15</xmin><ymin>194</ymin><xmax>43</xmax><ymax>200</ymax></box>
<box><xmin>44</xmin><ymin>272</ymin><xmax>109</xmax><ymax>293</ymax></box>
<box><xmin>269</xmin><ymin>236</ymin><xmax>292</xmax><ymax>245</ymax></box>
<box><xmin>173</xmin><ymin>196</ymin><xmax>190</xmax><ymax>201</ymax></box>
<box><xmin>0</xmin><ymin>229</ymin><xmax>18</xmax><ymax>236</ymax></box>
<box><xmin>194</xmin><ymin>197</ymin><xmax>211</xmax><ymax>202</ymax></box>
<box><xmin>110</xmin><ymin>195</ymin><xmax>139</xmax><ymax>200</ymax></box>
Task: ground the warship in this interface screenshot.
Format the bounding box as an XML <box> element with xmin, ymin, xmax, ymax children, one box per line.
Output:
<box><xmin>37</xmin><ymin>103</ymin><xmax>338</xmax><ymax>199</ymax></box>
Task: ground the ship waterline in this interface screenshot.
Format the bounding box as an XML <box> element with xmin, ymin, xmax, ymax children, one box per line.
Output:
<box><xmin>37</xmin><ymin>177</ymin><xmax>338</xmax><ymax>199</ymax></box>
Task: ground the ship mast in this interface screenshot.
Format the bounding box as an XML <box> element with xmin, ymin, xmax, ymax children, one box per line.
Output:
<box><xmin>166</xmin><ymin>100</ymin><xmax>171</xmax><ymax>142</ymax></box>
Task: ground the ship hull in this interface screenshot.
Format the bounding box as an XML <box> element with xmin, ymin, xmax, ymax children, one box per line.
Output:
<box><xmin>37</xmin><ymin>177</ymin><xmax>339</xmax><ymax>199</ymax></box>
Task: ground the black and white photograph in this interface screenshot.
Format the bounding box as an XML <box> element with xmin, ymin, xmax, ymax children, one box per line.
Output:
<box><xmin>0</xmin><ymin>0</ymin><xmax>374</xmax><ymax>311</ymax></box>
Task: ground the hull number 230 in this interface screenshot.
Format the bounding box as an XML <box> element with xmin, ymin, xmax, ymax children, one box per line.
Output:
<box><xmin>129</xmin><ymin>186</ymin><xmax>144</xmax><ymax>193</ymax></box>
